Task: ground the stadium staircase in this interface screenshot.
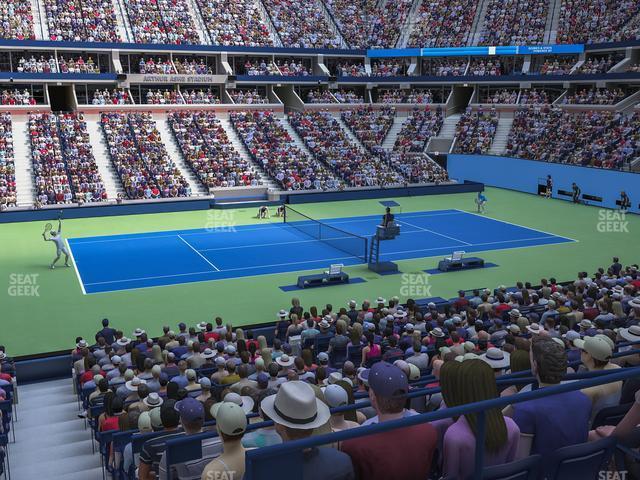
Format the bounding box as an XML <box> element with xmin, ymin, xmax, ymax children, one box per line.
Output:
<box><xmin>381</xmin><ymin>115</ymin><xmax>405</xmax><ymax>151</ymax></box>
<box><xmin>185</xmin><ymin>0</ymin><xmax>212</xmax><ymax>45</ymax></box>
<box><xmin>155</xmin><ymin>118</ymin><xmax>209</xmax><ymax>196</ymax></box>
<box><xmin>281</xmin><ymin>117</ymin><xmax>321</xmax><ymax>162</ymax></box>
<box><xmin>469</xmin><ymin>0</ymin><xmax>490</xmax><ymax>46</ymax></box>
<box><xmin>113</xmin><ymin>0</ymin><xmax>135</xmax><ymax>43</ymax></box>
<box><xmin>85</xmin><ymin>120</ymin><xmax>124</xmax><ymax>201</ymax></box>
<box><xmin>255</xmin><ymin>0</ymin><xmax>283</xmax><ymax>47</ymax></box>
<box><xmin>12</xmin><ymin>119</ymin><xmax>36</xmax><ymax>208</ymax></box>
<box><xmin>335</xmin><ymin>115</ymin><xmax>369</xmax><ymax>152</ymax></box>
<box><xmin>427</xmin><ymin>113</ymin><xmax>460</xmax><ymax>153</ymax></box>
<box><xmin>11</xmin><ymin>378</ymin><xmax>102</xmax><ymax>480</ymax></box>
<box><xmin>489</xmin><ymin>115</ymin><xmax>514</xmax><ymax>155</ymax></box>
<box><xmin>546</xmin><ymin>0</ymin><xmax>562</xmax><ymax>44</ymax></box>
<box><xmin>32</xmin><ymin>0</ymin><xmax>49</xmax><ymax>40</ymax></box>
<box><xmin>217</xmin><ymin>117</ymin><xmax>278</xmax><ymax>190</ymax></box>
<box><xmin>316</xmin><ymin>0</ymin><xmax>349</xmax><ymax>49</ymax></box>
<box><xmin>396</xmin><ymin>0</ymin><xmax>423</xmax><ymax>48</ymax></box>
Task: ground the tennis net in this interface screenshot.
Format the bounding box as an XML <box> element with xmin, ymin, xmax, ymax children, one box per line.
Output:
<box><xmin>284</xmin><ymin>206</ymin><xmax>368</xmax><ymax>262</ymax></box>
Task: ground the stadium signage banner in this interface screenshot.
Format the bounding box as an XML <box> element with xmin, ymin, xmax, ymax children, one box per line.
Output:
<box><xmin>130</xmin><ymin>74</ymin><xmax>225</xmax><ymax>84</ymax></box>
<box><xmin>367</xmin><ymin>44</ymin><xmax>584</xmax><ymax>58</ymax></box>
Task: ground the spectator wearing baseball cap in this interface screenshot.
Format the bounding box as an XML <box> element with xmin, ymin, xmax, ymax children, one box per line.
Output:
<box><xmin>202</xmin><ymin>401</ymin><xmax>249</xmax><ymax>479</ymax></box>
<box><xmin>440</xmin><ymin>360</ymin><xmax>520</xmax><ymax>480</ymax></box>
<box><xmin>575</xmin><ymin>336</ymin><xmax>623</xmax><ymax>416</ymax></box>
<box><xmin>261</xmin><ymin>381</ymin><xmax>354</xmax><ymax>479</ymax></box>
<box><xmin>510</xmin><ymin>336</ymin><xmax>591</xmax><ymax>472</ymax></box>
<box><xmin>138</xmin><ymin>402</ymin><xmax>182</xmax><ymax>480</ymax></box>
<box><xmin>324</xmin><ymin>384</ymin><xmax>360</xmax><ymax>433</ymax></box>
<box><xmin>341</xmin><ymin>362</ymin><xmax>437</xmax><ymax>480</ymax></box>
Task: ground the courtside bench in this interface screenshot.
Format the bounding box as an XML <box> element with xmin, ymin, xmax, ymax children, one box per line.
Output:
<box><xmin>297</xmin><ymin>272</ymin><xmax>350</xmax><ymax>289</ymax></box>
<box><xmin>438</xmin><ymin>256</ymin><xmax>485</xmax><ymax>272</ymax></box>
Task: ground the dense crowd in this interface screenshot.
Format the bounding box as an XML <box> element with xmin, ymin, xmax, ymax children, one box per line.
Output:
<box><xmin>229</xmin><ymin>89</ymin><xmax>269</xmax><ymax>104</ymax></box>
<box><xmin>0</xmin><ymin>114</ymin><xmax>17</xmax><ymax>210</ymax></box>
<box><xmin>305</xmin><ymin>89</ymin><xmax>337</xmax><ymax>104</ymax></box>
<box><xmin>182</xmin><ymin>89</ymin><xmax>220</xmax><ymax>104</ymax></box>
<box><xmin>556</xmin><ymin>0</ymin><xmax>640</xmax><ymax>44</ymax></box>
<box><xmin>408</xmin><ymin>0</ymin><xmax>478</xmax><ymax>48</ymax></box>
<box><xmin>0</xmin><ymin>0</ymin><xmax>34</xmax><ymax>40</ymax></box>
<box><xmin>238</xmin><ymin>59</ymin><xmax>279</xmax><ymax>76</ymax></box>
<box><xmin>135</xmin><ymin>57</ymin><xmax>174</xmax><ymax>75</ymax></box>
<box><xmin>101</xmin><ymin>112</ymin><xmax>191</xmax><ymax>199</ymax></box>
<box><xmin>518</xmin><ymin>88</ymin><xmax>552</xmax><ymax>105</ymax></box>
<box><xmin>454</xmin><ymin>107</ymin><xmax>499</xmax><ymax>154</ymax></box>
<box><xmin>370</xmin><ymin>59</ymin><xmax>406</xmax><ymax>77</ymax></box>
<box><xmin>506</xmin><ymin>107</ymin><xmax>640</xmax><ymax>169</ymax></box>
<box><xmin>393</xmin><ymin>107</ymin><xmax>444</xmax><ymax>153</ymax></box>
<box><xmin>341</xmin><ymin>106</ymin><xmax>396</xmax><ymax>154</ymax></box>
<box><xmin>275</xmin><ymin>59</ymin><xmax>311</xmax><ymax>76</ymax></box>
<box><xmin>230</xmin><ymin>110</ymin><xmax>340</xmax><ymax>190</ymax></box>
<box><xmin>536</xmin><ymin>57</ymin><xmax>576</xmax><ymax>75</ymax></box>
<box><xmin>424</xmin><ymin>58</ymin><xmax>468</xmax><ymax>77</ymax></box>
<box><xmin>264</xmin><ymin>0</ymin><xmax>341</xmax><ymax>49</ymax></box>
<box><xmin>89</xmin><ymin>88</ymin><xmax>131</xmax><ymax>105</ymax></box>
<box><xmin>30</xmin><ymin>112</ymin><xmax>106</xmax><ymax>205</ymax></box>
<box><xmin>0</xmin><ymin>88</ymin><xmax>37</xmax><ymax>105</ymax></box>
<box><xmin>58</xmin><ymin>55</ymin><xmax>101</xmax><ymax>74</ymax></box>
<box><xmin>367</xmin><ymin>0</ymin><xmax>413</xmax><ymax>49</ymax></box>
<box><xmin>290</xmin><ymin>110</ymin><xmax>405</xmax><ymax>187</ymax></box>
<box><xmin>195</xmin><ymin>0</ymin><xmax>273</xmax><ymax>47</ymax></box>
<box><xmin>145</xmin><ymin>89</ymin><xmax>184</xmax><ymax>104</ymax></box>
<box><xmin>75</xmin><ymin>258</ymin><xmax>640</xmax><ymax>479</ymax></box>
<box><xmin>125</xmin><ymin>0</ymin><xmax>200</xmax><ymax>44</ymax></box>
<box><xmin>378</xmin><ymin>89</ymin><xmax>436</xmax><ymax>104</ymax></box>
<box><xmin>575</xmin><ymin>55</ymin><xmax>619</xmax><ymax>75</ymax></box>
<box><xmin>478</xmin><ymin>0</ymin><xmax>548</xmax><ymax>46</ymax></box>
<box><xmin>484</xmin><ymin>89</ymin><xmax>519</xmax><ymax>104</ymax></box>
<box><xmin>43</xmin><ymin>0</ymin><xmax>120</xmax><ymax>42</ymax></box>
<box><xmin>322</xmin><ymin>0</ymin><xmax>377</xmax><ymax>49</ymax></box>
<box><xmin>382</xmin><ymin>151</ymin><xmax>450</xmax><ymax>184</ymax></box>
<box><xmin>16</xmin><ymin>55</ymin><xmax>57</xmax><ymax>73</ymax></box>
<box><xmin>334</xmin><ymin>90</ymin><xmax>365</xmax><ymax>104</ymax></box>
<box><xmin>332</xmin><ymin>61</ymin><xmax>367</xmax><ymax>77</ymax></box>
<box><xmin>169</xmin><ymin>112</ymin><xmax>259</xmax><ymax>189</ymax></box>
<box><xmin>468</xmin><ymin>58</ymin><xmax>504</xmax><ymax>76</ymax></box>
<box><xmin>174</xmin><ymin>57</ymin><xmax>213</xmax><ymax>75</ymax></box>
<box><xmin>562</xmin><ymin>88</ymin><xmax>626</xmax><ymax>105</ymax></box>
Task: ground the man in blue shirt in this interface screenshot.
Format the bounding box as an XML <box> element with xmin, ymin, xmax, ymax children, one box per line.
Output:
<box><xmin>476</xmin><ymin>192</ymin><xmax>487</xmax><ymax>213</ymax></box>
<box><xmin>95</xmin><ymin>318</ymin><xmax>116</xmax><ymax>345</ymax></box>
<box><xmin>511</xmin><ymin>336</ymin><xmax>591</xmax><ymax>472</ymax></box>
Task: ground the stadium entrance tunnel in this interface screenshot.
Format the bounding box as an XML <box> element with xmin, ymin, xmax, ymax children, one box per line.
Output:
<box><xmin>48</xmin><ymin>85</ymin><xmax>76</xmax><ymax>112</ymax></box>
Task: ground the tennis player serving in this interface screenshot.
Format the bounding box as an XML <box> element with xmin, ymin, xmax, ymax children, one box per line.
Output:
<box><xmin>43</xmin><ymin>214</ymin><xmax>70</xmax><ymax>269</ymax></box>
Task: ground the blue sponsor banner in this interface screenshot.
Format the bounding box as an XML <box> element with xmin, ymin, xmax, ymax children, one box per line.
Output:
<box><xmin>367</xmin><ymin>44</ymin><xmax>584</xmax><ymax>58</ymax></box>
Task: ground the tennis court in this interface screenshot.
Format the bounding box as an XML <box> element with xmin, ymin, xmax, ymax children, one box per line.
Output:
<box><xmin>67</xmin><ymin>208</ymin><xmax>576</xmax><ymax>294</ymax></box>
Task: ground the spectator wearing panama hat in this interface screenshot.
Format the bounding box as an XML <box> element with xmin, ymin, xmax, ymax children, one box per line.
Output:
<box><xmin>261</xmin><ymin>381</ymin><xmax>354</xmax><ymax>479</ymax></box>
<box><xmin>342</xmin><ymin>362</ymin><xmax>436</xmax><ymax>480</ymax></box>
<box><xmin>481</xmin><ymin>347</ymin><xmax>511</xmax><ymax>375</ymax></box>
<box><xmin>612</xmin><ymin>325</ymin><xmax>640</xmax><ymax>368</ymax></box>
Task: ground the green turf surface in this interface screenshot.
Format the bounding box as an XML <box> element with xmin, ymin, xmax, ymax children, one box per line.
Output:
<box><xmin>2</xmin><ymin>187</ymin><xmax>637</xmax><ymax>357</ymax></box>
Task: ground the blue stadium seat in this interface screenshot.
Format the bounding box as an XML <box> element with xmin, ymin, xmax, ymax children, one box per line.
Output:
<box><xmin>592</xmin><ymin>402</ymin><xmax>633</xmax><ymax>429</ymax></box>
<box><xmin>546</xmin><ymin>436</ymin><xmax>617</xmax><ymax>480</ymax></box>
<box><xmin>329</xmin><ymin>346</ymin><xmax>347</xmax><ymax>369</ymax></box>
<box><xmin>481</xmin><ymin>454</ymin><xmax>542</xmax><ymax>480</ymax></box>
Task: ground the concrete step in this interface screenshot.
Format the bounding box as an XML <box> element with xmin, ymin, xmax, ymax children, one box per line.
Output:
<box><xmin>85</xmin><ymin>120</ymin><xmax>123</xmax><ymax>200</ymax></box>
<box><xmin>381</xmin><ymin>115</ymin><xmax>405</xmax><ymax>151</ymax></box>
<box><xmin>489</xmin><ymin>116</ymin><xmax>514</xmax><ymax>155</ymax></box>
<box><xmin>12</xmin><ymin>119</ymin><xmax>36</xmax><ymax>207</ymax></box>
<box><xmin>435</xmin><ymin>114</ymin><xmax>461</xmax><ymax>139</ymax></box>
<box><xmin>334</xmin><ymin>115</ymin><xmax>368</xmax><ymax>152</ymax></box>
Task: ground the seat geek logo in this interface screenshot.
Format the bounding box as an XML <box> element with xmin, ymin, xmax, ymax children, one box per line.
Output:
<box><xmin>400</xmin><ymin>273</ymin><xmax>432</xmax><ymax>297</ymax></box>
<box><xmin>8</xmin><ymin>274</ymin><xmax>40</xmax><ymax>297</ymax></box>
<box><xmin>597</xmin><ymin>210</ymin><xmax>629</xmax><ymax>233</ymax></box>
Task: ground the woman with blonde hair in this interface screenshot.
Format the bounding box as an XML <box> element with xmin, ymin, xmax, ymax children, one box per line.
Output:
<box><xmin>260</xmin><ymin>348</ymin><xmax>272</xmax><ymax>367</ymax></box>
<box><xmin>440</xmin><ymin>360</ymin><xmax>520</xmax><ymax>479</ymax></box>
<box><xmin>257</xmin><ymin>335</ymin><xmax>268</xmax><ymax>351</ymax></box>
<box><xmin>150</xmin><ymin>344</ymin><xmax>164</xmax><ymax>365</ymax></box>
<box><xmin>235</xmin><ymin>328</ymin><xmax>245</xmax><ymax>342</ymax></box>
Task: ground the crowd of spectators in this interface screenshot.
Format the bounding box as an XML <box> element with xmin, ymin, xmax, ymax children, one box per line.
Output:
<box><xmin>478</xmin><ymin>0</ymin><xmax>548</xmax><ymax>46</ymax></box>
<box><xmin>230</xmin><ymin>110</ymin><xmax>339</xmax><ymax>190</ymax></box>
<box><xmin>76</xmin><ymin>259</ymin><xmax>640</xmax><ymax>479</ymax></box>
<box><xmin>0</xmin><ymin>114</ymin><xmax>17</xmax><ymax>210</ymax></box>
<box><xmin>575</xmin><ymin>55</ymin><xmax>619</xmax><ymax>75</ymax></box>
<box><xmin>341</xmin><ymin>106</ymin><xmax>396</xmax><ymax>154</ymax></box>
<box><xmin>383</xmin><ymin>151</ymin><xmax>450</xmax><ymax>184</ymax></box>
<box><xmin>264</xmin><ymin>0</ymin><xmax>341</xmax><ymax>49</ymax></box>
<box><xmin>229</xmin><ymin>89</ymin><xmax>269</xmax><ymax>104</ymax></box>
<box><xmin>125</xmin><ymin>0</ymin><xmax>200</xmax><ymax>45</ymax></box>
<box><xmin>0</xmin><ymin>0</ymin><xmax>34</xmax><ymax>40</ymax></box>
<box><xmin>518</xmin><ymin>88</ymin><xmax>552</xmax><ymax>105</ymax></box>
<box><xmin>101</xmin><ymin>112</ymin><xmax>191</xmax><ymax>199</ymax></box>
<box><xmin>454</xmin><ymin>107</ymin><xmax>499</xmax><ymax>154</ymax></box>
<box><xmin>195</xmin><ymin>0</ymin><xmax>273</xmax><ymax>47</ymax></box>
<box><xmin>145</xmin><ymin>89</ymin><xmax>184</xmax><ymax>104</ymax></box>
<box><xmin>506</xmin><ymin>107</ymin><xmax>640</xmax><ymax>169</ymax></box>
<box><xmin>58</xmin><ymin>55</ymin><xmax>100</xmax><ymax>74</ymax></box>
<box><xmin>332</xmin><ymin>60</ymin><xmax>367</xmax><ymax>77</ymax></box>
<box><xmin>370</xmin><ymin>59</ymin><xmax>406</xmax><ymax>77</ymax></box>
<box><xmin>290</xmin><ymin>110</ymin><xmax>405</xmax><ymax>187</ymax></box>
<box><xmin>367</xmin><ymin>0</ymin><xmax>413</xmax><ymax>49</ymax></box>
<box><xmin>43</xmin><ymin>0</ymin><xmax>120</xmax><ymax>42</ymax></box>
<box><xmin>322</xmin><ymin>0</ymin><xmax>377</xmax><ymax>49</ymax></box>
<box><xmin>174</xmin><ymin>57</ymin><xmax>213</xmax><ymax>75</ymax></box>
<box><xmin>169</xmin><ymin>112</ymin><xmax>259</xmax><ymax>189</ymax></box>
<box><xmin>16</xmin><ymin>55</ymin><xmax>57</xmax><ymax>73</ymax></box>
<box><xmin>30</xmin><ymin>113</ymin><xmax>106</xmax><ymax>205</ymax></box>
<box><xmin>334</xmin><ymin>90</ymin><xmax>365</xmax><ymax>104</ymax></box>
<box><xmin>468</xmin><ymin>58</ymin><xmax>504</xmax><ymax>76</ymax></box>
<box><xmin>536</xmin><ymin>57</ymin><xmax>576</xmax><ymax>75</ymax></box>
<box><xmin>378</xmin><ymin>89</ymin><xmax>437</xmax><ymax>104</ymax></box>
<box><xmin>424</xmin><ymin>58</ymin><xmax>468</xmax><ymax>77</ymax></box>
<box><xmin>393</xmin><ymin>107</ymin><xmax>444</xmax><ymax>153</ymax></box>
<box><xmin>89</xmin><ymin>88</ymin><xmax>131</xmax><ymax>105</ymax></box>
<box><xmin>275</xmin><ymin>59</ymin><xmax>311</xmax><ymax>76</ymax></box>
<box><xmin>484</xmin><ymin>89</ymin><xmax>519</xmax><ymax>104</ymax></box>
<box><xmin>408</xmin><ymin>0</ymin><xmax>478</xmax><ymax>48</ymax></box>
<box><xmin>562</xmin><ymin>88</ymin><xmax>627</xmax><ymax>105</ymax></box>
<box><xmin>182</xmin><ymin>89</ymin><xmax>220</xmax><ymax>104</ymax></box>
<box><xmin>135</xmin><ymin>57</ymin><xmax>174</xmax><ymax>75</ymax></box>
<box><xmin>556</xmin><ymin>0</ymin><xmax>640</xmax><ymax>44</ymax></box>
<box><xmin>305</xmin><ymin>89</ymin><xmax>336</xmax><ymax>104</ymax></box>
<box><xmin>238</xmin><ymin>59</ymin><xmax>280</xmax><ymax>76</ymax></box>
<box><xmin>1</xmin><ymin>88</ymin><xmax>37</xmax><ymax>105</ymax></box>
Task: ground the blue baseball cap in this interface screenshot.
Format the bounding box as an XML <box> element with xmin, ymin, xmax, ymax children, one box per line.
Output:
<box><xmin>174</xmin><ymin>397</ymin><xmax>204</xmax><ymax>423</ymax></box>
<box><xmin>368</xmin><ymin>361</ymin><xmax>408</xmax><ymax>398</ymax></box>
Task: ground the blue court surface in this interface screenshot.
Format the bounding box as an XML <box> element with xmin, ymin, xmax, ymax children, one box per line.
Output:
<box><xmin>68</xmin><ymin>209</ymin><xmax>576</xmax><ymax>294</ymax></box>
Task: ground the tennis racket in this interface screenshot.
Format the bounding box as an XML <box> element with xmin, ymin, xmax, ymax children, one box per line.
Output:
<box><xmin>43</xmin><ymin>223</ymin><xmax>52</xmax><ymax>234</ymax></box>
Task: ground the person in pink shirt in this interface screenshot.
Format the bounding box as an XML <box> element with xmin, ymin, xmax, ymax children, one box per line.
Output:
<box><xmin>440</xmin><ymin>360</ymin><xmax>520</xmax><ymax>479</ymax></box>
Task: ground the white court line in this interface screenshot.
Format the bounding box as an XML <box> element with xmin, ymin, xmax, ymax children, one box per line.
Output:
<box><xmin>85</xmin><ymin>270</ymin><xmax>216</xmax><ymax>286</ymax></box>
<box><xmin>66</xmin><ymin>239</ymin><xmax>87</xmax><ymax>295</ymax></box>
<box><xmin>178</xmin><ymin>235</ymin><xmax>220</xmax><ymax>271</ymax></box>
<box><xmin>68</xmin><ymin>210</ymin><xmax>466</xmax><ymax>245</ymax></box>
<box><xmin>454</xmin><ymin>209</ymin><xmax>579</xmax><ymax>243</ymax></box>
<box><xmin>199</xmin><ymin>237</ymin><xmax>326</xmax><ymax>252</ymax></box>
<box><xmin>396</xmin><ymin>219</ymin><xmax>472</xmax><ymax>246</ymax></box>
